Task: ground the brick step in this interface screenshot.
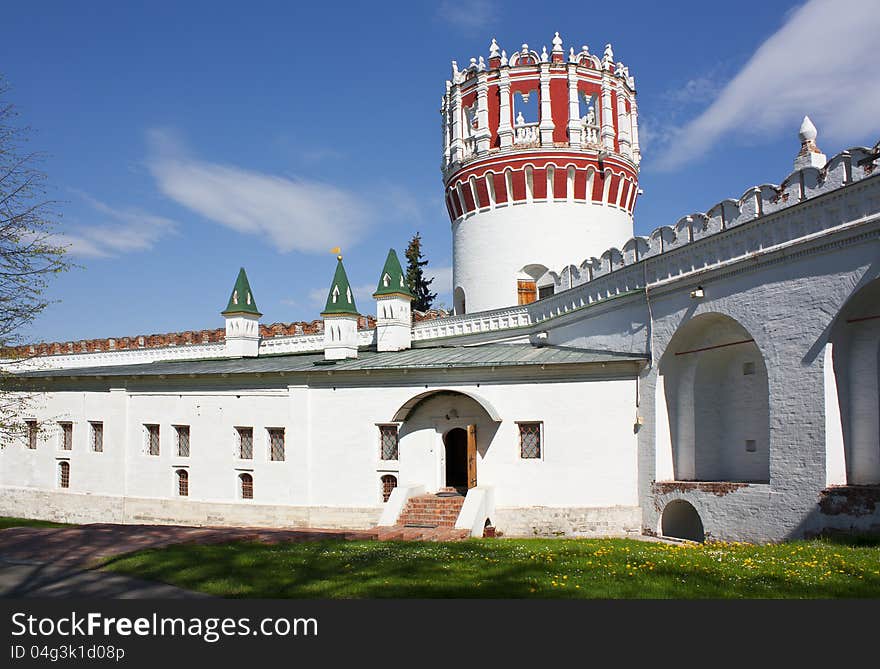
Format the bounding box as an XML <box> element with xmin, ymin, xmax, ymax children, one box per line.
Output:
<box><xmin>374</xmin><ymin>525</ymin><xmax>471</xmax><ymax>542</ymax></box>
<box><xmin>396</xmin><ymin>493</ymin><xmax>466</xmax><ymax>529</ymax></box>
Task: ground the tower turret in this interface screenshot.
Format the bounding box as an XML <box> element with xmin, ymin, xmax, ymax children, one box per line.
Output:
<box><xmin>321</xmin><ymin>256</ymin><xmax>359</xmax><ymax>360</ymax></box>
<box><xmin>441</xmin><ymin>33</ymin><xmax>640</xmax><ymax>313</ymax></box>
<box><xmin>221</xmin><ymin>267</ymin><xmax>261</xmax><ymax>357</ymax></box>
<box><xmin>373</xmin><ymin>248</ymin><xmax>413</xmax><ymax>352</ymax></box>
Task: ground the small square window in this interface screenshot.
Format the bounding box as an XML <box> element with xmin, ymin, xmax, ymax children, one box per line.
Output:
<box><xmin>268</xmin><ymin>428</ymin><xmax>285</xmax><ymax>461</ymax></box>
<box><xmin>743</xmin><ymin>361</ymin><xmax>755</xmax><ymax>375</ymax></box>
<box><xmin>518</xmin><ymin>422</ymin><xmax>542</xmax><ymax>459</ymax></box>
<box><xmin>90</xmin><ymin>422</ymin><xmax>103</xmax><ymax>452</ymax></box>
<box><xmin>379</xmin><ymin>425</ymin><xmax>399</xmax><ymax>461</ymax></box>
<box><xmin>237</xmin><ymin>427</ymin><xmax>253</xmax><ymax>460</ymax></box>
<box><xmin>175</xmin><ymin>425</ymin><xmax>190</xmax><ymax>457</ymax></box>
<box><xmin>59</xmin><ymin>422</ymin><xmax>73</xmax><ymax>451</ymax></box>
<box><xmin>745</xmin><ymin>439</ymin><xmax>757</xmax><ymax>453</ymax></box>
<box><xmin>145</xmin><ymin>424</ymin><xmax>160</xmax><ymax>456</ymax></box>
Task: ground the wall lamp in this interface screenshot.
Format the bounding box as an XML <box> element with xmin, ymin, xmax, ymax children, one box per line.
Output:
<box><xmin>690</xmin><ymin>286</ymin><xmax>705</xmax><ymax>299</ymax></box>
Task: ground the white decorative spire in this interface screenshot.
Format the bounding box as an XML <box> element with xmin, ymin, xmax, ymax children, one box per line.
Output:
<box><xmin>478</xmin><ymin>55</ymin><xmax>486</xmax><ymax>71</ymax></box>
<box><xmin>603</xmin><ymin>43</ymin><xmax>614</xmax><ymax>65</ymax></box>
<box><xmin>500</xmin><ymin>49</ymin><xmax>508</xmax><ymax>66</ymax></box>
<box><xmin>552</xmin><ymin>32</ymin><xmax>563</xmax><ymax>54</ymax></box>
<box><xmin>794</xmin><ymin>115</ymin><xmax>826</xmax><ymax>170</ymax></box>
<box><xmin>540</xmin><ymin>46</ymin><xmax>549</xmax><ymax>62</ymax></box>
<box><xmin>569</xmin><ymin>46</ymin><xmax>577</xmax><ymax>63</ymax></box>
<box><xmin>489</xmin><ymin>38</ymin><xmax>500</xmax><ymax>59</ymax></box>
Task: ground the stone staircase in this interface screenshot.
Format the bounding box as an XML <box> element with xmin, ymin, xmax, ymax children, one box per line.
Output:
<box><xmin>376</xmin><ymin>489</ymin><xmax>471</xmax><ymax>541</ymax></box>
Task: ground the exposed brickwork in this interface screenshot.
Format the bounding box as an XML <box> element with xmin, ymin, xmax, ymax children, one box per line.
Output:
<box><xmin>396</xmin><ymin>492</ymin><xmax>466</xmax><ymax>529</ymax></box>
<box><xmin>4</xmin><ymin>317</ymin><xmax>377</xmax><ymax>359</ymax></box>
<box><xmin>818</xmin><ymin>485</ymin><xmax>880</xmax><ymax>517</ymax></box>
<box><xmin>412</xmin><ymin>309</ymin><xmax>449</xmax><ymax>323</ymax></box>
<box><xmin>652</xmin><ymin>481</ymin><xmax>751</xmax><ymax>498</ymax></box>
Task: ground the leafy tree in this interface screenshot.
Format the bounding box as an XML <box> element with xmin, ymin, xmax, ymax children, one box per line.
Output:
<box><xmin>404</xmin><ymin>232</ymin><xmax>436</xmax><ymax>312</ymax></box>
<box><xmin>0</xmin><ymin>79</ymin><xmax>70</xmax><ymax>443</ymax></box>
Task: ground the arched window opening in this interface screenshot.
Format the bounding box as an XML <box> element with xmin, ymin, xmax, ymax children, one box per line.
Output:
<box><xmin>381</xmin><ymin>475</ymin><xmax>397</xmax><ymax>503</ymax></box>
<box><xmin>239</xmin><ymin>473</ymin><xmax>253</xmax><ymax>500</ymax></box>
<box><xmin>661</xmin><ymin>500</ymin><xmax>705</xmax><ymax>542</ymax></box>
<box><xmin>58</xmin><ymin>461</ymin><xmax>70</xmax><ymax>489</ymax></box>
<box><xmin>176</xmin><ymin>469</ymin><xmax>189</xmax><ymax>497</ymax></box>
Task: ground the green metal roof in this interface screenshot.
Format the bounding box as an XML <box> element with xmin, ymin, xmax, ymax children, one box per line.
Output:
<box><xmin>16</xmin><ymin>344</ymin><xmax>648</xmax><ymax>380</ymax></box>
<box><xmin>373</xmin><ymin>248</ymin><xmax>412</xmax><ymax>299</ymax></box>
<box><xmin>321</xmin><ymin>258</ymin><xmax>358</xmax><ymax>316</ymax></box>
<box><xmin>221</xmin><ymin>268</ymin><xmax>261</xmax><ymax>316</ymax></box>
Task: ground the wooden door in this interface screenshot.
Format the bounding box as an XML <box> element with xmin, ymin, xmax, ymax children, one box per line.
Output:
<box><xmin>517</xmin><ymin>279</ymin><xmax>537</xmax><ymax>305</ymax></box>
<box><xmin>467</xmin><ymin>424</ymin><xmax>477</xmax><ymax>489</ymax></box>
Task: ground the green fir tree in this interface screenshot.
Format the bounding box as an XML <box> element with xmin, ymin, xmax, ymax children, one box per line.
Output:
<box><xmin>404</xmin><ymin>232</ymin><xmax>436</xmax><ymax>312</ymax></box>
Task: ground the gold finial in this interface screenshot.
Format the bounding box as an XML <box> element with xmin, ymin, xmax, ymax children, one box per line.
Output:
<box><xmin>337</xmin><ymin>254</ymin><xmax>343</xmax><ymax>261</ymax></box>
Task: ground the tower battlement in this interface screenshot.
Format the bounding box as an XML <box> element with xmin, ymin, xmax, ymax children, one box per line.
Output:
<box><xmin>442</xmin><ymin>33</ymin><xmax>640</xmax><ymax>314</ymax></box>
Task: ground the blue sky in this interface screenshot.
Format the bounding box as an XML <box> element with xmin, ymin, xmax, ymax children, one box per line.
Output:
<box><xmin>2</xmin><ymin>0</ymin><xmax>878</xmax><ymax>342</ymax></box>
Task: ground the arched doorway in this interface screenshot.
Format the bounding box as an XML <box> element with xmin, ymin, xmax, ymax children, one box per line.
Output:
<box><xmin>661</xmin><ymin>500</ymin><xmax>705</xmax><ymax>542</ymax></box>
<box><xmin>444</xmin><ymin>428</ymin><xmax>468</xmax><ymax>489</ymax></box>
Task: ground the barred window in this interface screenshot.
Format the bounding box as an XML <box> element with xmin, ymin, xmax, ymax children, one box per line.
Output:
<box><xmin>381</xmin><ymin>474</ymin><xmax>397</xmax><ymax>503</ymax></box>
<box><xmin>26</xmin><ymin>420</ymin><xmax>37</xmax><ymax>449</ymax></box>
<box><xmin>240</xmin><ymin>473</ymin><xmax>253</xmax><ymax>499</ymax></box>
<box><xmin>58</xmin><ymin>461</ymin><xmax>70</xmax><ymax>489</ymax></box>
<box><xmin>175</xmin><ymin>425</ymin><xmax>190</xmax><ymax>457</ymax></box>
<box><xmin>176</xmin><ymin>469</ymin><xmax>189</xmax><ymax>497</ymax></box>
<box><xmin>268</xmin><ymin>428</ymin><xmax>285</xmax><ymax>461</ymax></box>
<box><xmin>518</xmin><ymin>422</ymin><xmax>542</xmax><ymax>459</ymax></box>
<box><xmin>60</xmin><ymin>422</ymin><xmax>73</xmax><ymax>451</ymax></box>
<box><xmin>237</xmin><ymin>427</ymin><xmax>253</xmax><ymax>460</ymax></box>
<box><xmin>379</xmin><ymin>424</ymin><xmax>399</xmax><ymax>461</ymax></box>
<box><xmin>146</xmin><ymin>424</ymin><xmax>160</xmax><ymax>456</ymax></box>
<box><xmin>90</xmin><ymin>422</ymin><xmax>103</xmax><ymax>452</ymax></box>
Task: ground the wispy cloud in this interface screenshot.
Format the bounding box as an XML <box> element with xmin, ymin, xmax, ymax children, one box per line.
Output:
<box><xmin>426</xmin><ymin>265</ymin><xmax>453</xmax><ymax>295</ymax></box>
<box><xmin>146</xmin><ymin>129</ymin><xmax>372</xmax><ymax>253</ymax></box>
<box><xmin>60</xmin><ymin>191</ymin><xmax>176</xmax><ymax>258</ymax></box>
<box><xmin>656</xmin><ymin>0</ymin><xmax>880</xmax><ymax>171</ymax></box>
<box><xmin>437</xmin><ymin>0</ymin><xmax>496</xmax><ymax>32</ymax></box>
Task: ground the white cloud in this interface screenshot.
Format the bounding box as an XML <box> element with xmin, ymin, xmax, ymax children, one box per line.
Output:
<box><xmin>60</xmin><ymin>191</ymin><xmax>176</xmax><ymax>258</ymax></box>
<box><xmin>437</xmin><ymin>0</ymin><xmax>496</xmax><ymax>32</ymax></box>
<box><xmin>656</xmin><ymin>0</ymin><xmax>880</xmax><ymax>171</ymax></box>
<box><xmin>147</xmin><ymin>129</ymin><xmax>372</xmax><ymax>254</ymax></box>
<box><xmin>426</xmin><ymin>265</ymin><xmax>453</xmax><ymax>295</ymax></box>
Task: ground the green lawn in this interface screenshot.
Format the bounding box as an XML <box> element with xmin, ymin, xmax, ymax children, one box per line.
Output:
<box><xmin>103</xmin><ymin>537</ymin><xmax>880</xmax><ymax>598</ymax></box>
<box><xmin>0</xmin><ymin>516</ymin><xmax>71</xmax><ymax>530</ymax></box>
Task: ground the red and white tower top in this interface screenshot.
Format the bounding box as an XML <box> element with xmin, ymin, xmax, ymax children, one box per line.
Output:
<box><xmin>442</xmin><ymin>34</ymin><xmax>641</xmax><ymax>314</ymax></box>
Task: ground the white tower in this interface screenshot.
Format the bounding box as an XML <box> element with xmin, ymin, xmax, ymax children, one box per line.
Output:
<box><xmin>321</xmin><ymin>256</ymin><xmax>359</xmax><ymax>360</ymax></box>
<box><xmin>373</xmin><ymin>248</ymin><xmax>413</xmax><ymax>352</ymax></box>
<box><xmin>441</xmin><ymin>34</ymin><xmax>640</xmax><ymax>313</ymax></box>
<box><xmin>221</xmin><ymin>267</ymin><xmax>261</xmax><ymax>358</ymax></box>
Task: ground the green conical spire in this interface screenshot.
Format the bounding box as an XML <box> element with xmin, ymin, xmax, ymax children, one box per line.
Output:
<box><xmin>373</xmin><ymin>248</ymin><xmax>413</xmax><ymax>299</ymax></box>
<box><xmin>321</xmin><ymin>256</ymin><xmax>359</xmax><ymax>316</ymax></box>
<box><xmin>221</xmin><ymin>267</ymin><xmax>262</xmax><ymax>316</ymax></box>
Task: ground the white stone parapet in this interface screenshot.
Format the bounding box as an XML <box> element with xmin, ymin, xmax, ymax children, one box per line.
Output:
<box><xmin>411</xmin><ymin>305</ymin><xmax>531</xmax><ymax>341</ymax></box>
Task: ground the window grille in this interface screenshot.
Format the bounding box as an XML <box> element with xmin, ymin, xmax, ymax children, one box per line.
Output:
<box><xmin>90</xmin><ymin>422</ymin><xmax>103</xmax><ymax>452</ymax></box>
<box><xmin>26</xmin><ymin>421</ymin><xmax>37</xmax><ymax>449</ymax></box>
<box><xmin>381</xmin><ymin>475</ymin><xmax>397</xmax><ymax>502</ymax></box>
<box><xmin>237</xmin><ymin>427</ymin><xmax>253</xmax><ymax>459</ymax></box>
<box><xmin>268</xmin><ymin>428</ymin><xmax>285</xmax><ymax>461</ymax></box>
<box><xmin>379</xmin><ymin>425</ymin><xmax>399</xmax><ymax>460</ymax></box>
<box><xmin>146</xmin><ymin>424</ymin><xmax>160</xmax><ymax>456</ymax></box>
<box><xmin>176</xmin><ymin>425</ymin><xmax>190</xmax><ymax>457</ymax></box>
<box><xmin>519</xmin><ymin>422</ymin><xmax>542</xmax><ymax>459</ymax></box>
<box><xmin>59</xmin><ymin>461</ymin><xmax>70</xmax><ymax>489</ymax></box>
<box><xmin>177</xmin><ymin>469</ymin><xmax>189</xmax><ymax>496</ymax></box>
<box><xmin>240</xmin><ymin>473</ymin><xmax>253</xmax><ymax>499</ymax></box>
<box><xmin>60</xmin><ymin>422</ymin><xmax>73</xmax><ymax>450</ymax></box>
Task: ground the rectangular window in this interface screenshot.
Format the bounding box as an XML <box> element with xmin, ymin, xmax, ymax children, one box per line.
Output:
<box><xmin>175</xmin><ymin>425</ymin><xmax>190</xmax><ymax>457</ymax></box>
<box><xmin>268</xmin><ymin>428</ymin><xmax>285</xmax><ymax>461</ymax></box>
<box><xmin>237</xmin><ymin>427</ymin><xmax>253</xmax><ymax>460</ymax></box>
<box><xmin>379</xmin><ymin>424</ymin><xmax>399</xmax><ymax>461</ymax></box>
<box><xmin>517</xmin><ymin>279</ymin><xmax>537</xmax><ymax>305</ymax></box>
<box><xmin>146</xmin><ymin>424</ymin><xmax>160</xmax><ymax>456</ymax></box>
<box><xmin>745</xmin><ymin>439</ymin><xmax>757</xmax><ymax>453</ymax></box>
<box><xmin>90</xmin><ymin>422</ymin><xmax>103</xmax><ymax>452</ymax></box>
<box><xmin>538</xmin><ymin>284</ymin><xmax>555</xmax><ymax>300</ymax></box>
<box><xmin>26</xmin><ymin>420</ymin><xmax>37</xmax><ymax>450</ymax></box>
<box><xmin>518</xmin><ymin>422</ymin><xmax>542</xmax><ymax>459</ymax></box>
<box><xmin>60</xmin><ymin>422</ymin><xmax>73</xmax><ymax>451</ymax></box>
<box><xmin>58</xmin><ymin>461</ymin><xmax>70</xmax><ymax>489</ymax></box>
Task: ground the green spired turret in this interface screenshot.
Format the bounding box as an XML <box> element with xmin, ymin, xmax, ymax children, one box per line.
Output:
<box><xmin>373</xmin><ymin>248</ymin><xmax>413</xmax><ymax>299</ymax></box>
<box><xmin>221</xmin><ymin>267</ymin><xmax>262</xmax><ymax>317</ymax></box>
<box><xmin>321</xmin><ymin>256</ymin><xmax>359</xmax><ymax>316</ymax></box>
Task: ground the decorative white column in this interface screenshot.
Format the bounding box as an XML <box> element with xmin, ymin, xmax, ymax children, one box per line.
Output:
<box><xmin>498</xmin><ymin>68</ymin><xmax>513</xmax><ymax>148</ymax></box>
<box><xmin>630</xmin><ymin>99</ymin><xmax>641</xmax><ymax>164</ymax></box>
<box><xmin>567</xmin><ymin>63</ymin><xmax>581</xmax><ymax>148</ymax></box>
<box><xmin>617</xmin><ymin>89</ymin><xmax>632</xmax><ymax>159</ymax></box>
<box><xmin>538</xmin><ymin>62</ymin><xmax>555</xmax><ymax>146</ymax></box>
<box><xmin>475</xmin><ymin>72</ymin><xmax>491</xmax><ymax>155</ymax></box>
<box><xmin>600</xmin><ymin>76</ymin><xmax>615</xmax><ymax>151</ymax></box>
<box><xmin>450</xmin><ymin>83</ymin><xmax>463</xmax><ymax>164</ymax></box>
